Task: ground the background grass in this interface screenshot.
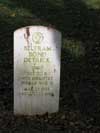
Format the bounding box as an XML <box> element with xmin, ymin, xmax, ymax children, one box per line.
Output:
<box><xmin>0</xmin><ymin>0</ymin><xmax>100</xmax><ymax>132</ymax></box>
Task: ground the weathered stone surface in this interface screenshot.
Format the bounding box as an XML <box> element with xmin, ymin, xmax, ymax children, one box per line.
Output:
<box><xmin>14</xmin><ymin>26</ymin><xmax>61</xmax><ymax>115</ymax></box>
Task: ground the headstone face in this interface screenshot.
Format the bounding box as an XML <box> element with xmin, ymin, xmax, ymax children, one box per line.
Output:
<box><xmin>14</xmin><ymin>26</ymin><xmax>61</xmax><ymax>115</ymax></box>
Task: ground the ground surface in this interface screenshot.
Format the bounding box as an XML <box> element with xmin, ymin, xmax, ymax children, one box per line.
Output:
<box><xmin>0</xmin><ymin>0</ymin><xmax>100</xmax><ymax>132</ymax></box>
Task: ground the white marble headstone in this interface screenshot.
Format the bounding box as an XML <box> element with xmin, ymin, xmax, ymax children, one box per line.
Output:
<box><xmin>14</xmin><ymin>26</ymin><xmax>61</xmax><ymax>115</ymax></box>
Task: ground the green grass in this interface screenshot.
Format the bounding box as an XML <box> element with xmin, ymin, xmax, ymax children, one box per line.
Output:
<box><xmin>0</xmin><ymin>0</ymin><xmax>12</xmax><ymax>6</ymax></box>
<box><xmin>0</xmin><ymin>2</ymin><xmax>32</xmax><ymax>18</ymax></box>
<box><xmin>0</xmin><ymin>0</ymin><xmax>100</xmax><ymax>119</ymax></box>
<box><xmin>83</xmin><ymin>0</ymin><xmax>100</xmax><ymax>9</ymax></box>
<box><xmin>63</xmin><ymin>39</ymin><xmax>85</xmax><ymax>58</ymax></box>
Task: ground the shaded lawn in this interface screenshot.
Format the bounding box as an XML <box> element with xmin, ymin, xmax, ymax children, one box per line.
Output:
<box><xmin>0</xmin><ymin>0</ymin><xmax>100</xmax><ymax>132</ymax></box>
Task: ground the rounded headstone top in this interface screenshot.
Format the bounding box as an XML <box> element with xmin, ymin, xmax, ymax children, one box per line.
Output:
<box><xmin>14</xmin><ymin>25</ymin><xmax>61</xmax><ymax>34</ymax></box>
